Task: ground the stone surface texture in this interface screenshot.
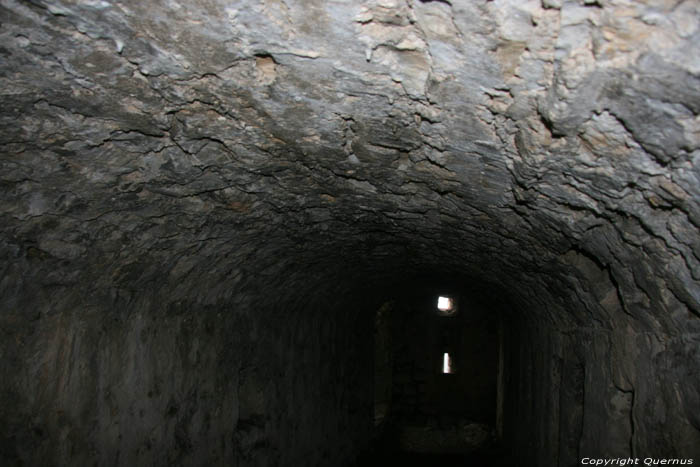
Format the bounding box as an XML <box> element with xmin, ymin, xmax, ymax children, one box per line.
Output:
<box><xmin>0</xmin><ymin>0</ymin><xmax>698</xmax><ymax>466</ymax></box>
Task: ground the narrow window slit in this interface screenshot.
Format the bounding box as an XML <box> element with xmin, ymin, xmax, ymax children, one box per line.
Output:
<box><xmin>443</xmin><ymin>352</ymin><xmax>453</xmax><ymax>374</ymax></box>
<box><xmin>436</xmin><ymin>295</ymin><xmax>457</xmax><ymax>316</ymax></box>
<box><xmin>437</xmin><ymin>296</ymin><xmax>452</xmax><ymax>311</ymax></box>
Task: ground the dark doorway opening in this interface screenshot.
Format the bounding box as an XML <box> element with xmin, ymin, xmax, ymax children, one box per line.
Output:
<box><xmin>364</xmin><ymin>284</ymin><xmax>505</xmax><ymax>465</ymax></box>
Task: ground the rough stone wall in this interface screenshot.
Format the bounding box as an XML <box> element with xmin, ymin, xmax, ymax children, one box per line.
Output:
<box><xmin>0</xmin><ymin>0</ymin><xmax>698</xmax><ymax>465</ymax></box>
<box><xmin>503</xmin><ymin>277</ymin><xmax>700</xmax><ymax>466</ymax></box>
<box><xmin>0</xmin><ymin>267</ymin><xmax>373</xmax><ymax>466</ymax></box>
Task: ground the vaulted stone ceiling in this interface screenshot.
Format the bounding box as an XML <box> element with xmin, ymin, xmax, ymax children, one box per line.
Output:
<box><xmin>0</xmin><ymin>0</ymin><xmax>698</xmax><ymax>465</ymax></box>
<box><xmin>3</xmin><ymin>0</ymin><xmax>697</xmax><ymax>321</ymax></box>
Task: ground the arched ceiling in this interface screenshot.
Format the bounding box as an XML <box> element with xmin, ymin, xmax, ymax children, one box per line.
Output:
<box><xmin>1</xmin><ymin>0</ymin><xmax>698</xmax><ymax>332</ymax></box>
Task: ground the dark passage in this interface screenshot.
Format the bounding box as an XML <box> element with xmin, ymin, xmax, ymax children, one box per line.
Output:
<box><xmin>1</xmin><ymin>1</ymin><xmax>699</xmax><ymax>466</ymax></box>
<box><xmin>373</xmin><ymin>286</ymin><xmax>499</xmax><ymax>447</ymax></box>
<box><xmin>357</xmin><ymin>282</ymin><xmax>513</xmax><ymax>466</ymax></box>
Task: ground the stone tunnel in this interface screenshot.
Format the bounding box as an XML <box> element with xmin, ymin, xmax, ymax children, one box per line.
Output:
<box><xmin>1</xmin><ymin>0</ymin><xmax>699</xmax><ymax>466</ymax></box>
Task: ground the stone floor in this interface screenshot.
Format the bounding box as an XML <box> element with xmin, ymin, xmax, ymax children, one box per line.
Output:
<box><xmin>351</xmin><ymin>445</ymin><xmax>509</xmax><ymax>467</ymax></box>
<box><xmin>351</xmin><ymin>422</ymin><xmax>509</xmax><ymax>467</ymax></box>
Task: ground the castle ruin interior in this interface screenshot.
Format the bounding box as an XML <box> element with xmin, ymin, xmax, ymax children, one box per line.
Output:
<box><xmin>1</xmin><ymin>0</ymin><xmax>699</xmax><ymax>465</ymax></box>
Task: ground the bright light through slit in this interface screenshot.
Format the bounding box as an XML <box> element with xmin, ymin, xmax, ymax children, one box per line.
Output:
<box><xmin>437</xmin><ymin>296</ymin><xmax>452</xmax><ymax>311</ymax></box>
<box><xmin>443</xmin><ymin>352</ymin><xmax>452</xmax><ymax>374</ymax></box>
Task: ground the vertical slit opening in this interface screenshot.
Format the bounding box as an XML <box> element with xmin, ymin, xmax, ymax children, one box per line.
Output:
<box><xmin>443</xmin><ymin>352</ymin><xmax>453</xmax><ymax>374</ymax></box>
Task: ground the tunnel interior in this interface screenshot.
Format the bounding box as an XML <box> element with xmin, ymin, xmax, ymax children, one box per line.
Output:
<box><xmin>1</xmin><ymin>0</ymin><xmax>699</xmax><ymax>466</ymax></box>
<box><xmin>369</xmin><ymin>282</ymin><xmax>502</xmax><ymax>459</ymax></box>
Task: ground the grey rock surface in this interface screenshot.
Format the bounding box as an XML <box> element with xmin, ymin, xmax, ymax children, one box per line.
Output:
<box><xmin>0</xmin><ymin>0</ymin><xmax>698</xmax><ymax>465</ymax></box>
